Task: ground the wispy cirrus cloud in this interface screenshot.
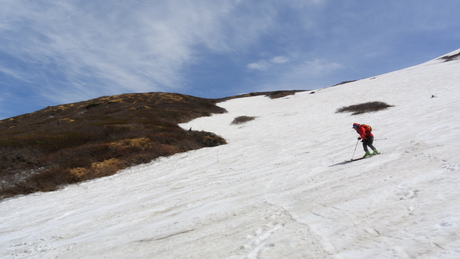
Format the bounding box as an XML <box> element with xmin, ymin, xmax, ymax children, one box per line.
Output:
<box><xmin>0</xmin><ymin>0</ymin><xmax>331</xmax><ymax>117</ymax></box>
<box><xmin>301</xmin><ymin>59</ymin><xmax>342</xmax><ymax>76</ymax></box>
<box><xmin>270</xmin><ymin>56</ymin><xmax>290</xmax><ymax>64</ymax></box>
<box><xmin>0</xmin><ymin>0</ymin><xmax>286</xmax><ymax>104</ymax></box>
<box><xmin>247</xmin><ymin>56</ymin><xmax>290</xmax><ymax>71</ymax></box>
<box><xmin>247</xmin><ymin>61</ymin><xmax>270</xmax><ymax>71</ymax></box>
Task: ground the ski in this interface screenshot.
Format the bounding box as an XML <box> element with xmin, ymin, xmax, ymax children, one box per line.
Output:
<box><xmin>330</xmin><ymin>153</ymin><xmax>381</xmax><ymax>167</ymax></box>
<box><xmin>345</xmin><ymin>152</ymin><xmax>381</xmax><ymax>163</ymax></box>
<box><xmin>346</xmin><ymin>157</ymin><xmax>367</xmax><ymax>162</ymax></box>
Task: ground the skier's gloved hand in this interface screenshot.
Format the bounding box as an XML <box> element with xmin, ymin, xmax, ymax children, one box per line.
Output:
<box><xmin>357</xmin><ymin>137</ymin><xmax>361</xmax><ymax>140</ymax></box>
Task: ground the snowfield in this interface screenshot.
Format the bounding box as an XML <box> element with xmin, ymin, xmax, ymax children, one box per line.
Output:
<box><xmin>1</xmin><ymin>49</ymin><xmax>460</xmax><ymax>258</ymax></box>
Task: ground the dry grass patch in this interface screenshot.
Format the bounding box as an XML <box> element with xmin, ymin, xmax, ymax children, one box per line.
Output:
<box><xmin>217</xmin><ymin>90</ymin><xmax>305</xmax><ymax>102</ymax></box>
<box><xmin>439</xmin><ymin>51</ymin><xmax>460</xmax><ymax>62</ymax></box>
<box><xmin>70</xmin><ymin>167</ymin><xmax>89</xmax><ymax>178</ymax></box>
<box><xmin>231</xmin><ymin>116</ymin><xmax>257</xmax><ymax>125</ymax></box>
<box><xmin>111</xmin><ymin>138</ymin><xmax>152</xmax><ymax>150</ymax></box>
<box><xmin>91</xmin><ymin>158</ymin><xmax>123</xmax><ymax>177</ymax></box>
<box><xmin>336</xmin><ymin>101</ymin><xmax>394</xmax><ymax>115</ymax></box>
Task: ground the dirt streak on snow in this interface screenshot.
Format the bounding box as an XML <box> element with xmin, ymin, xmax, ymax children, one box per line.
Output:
<box><xmin>1</xmin><ymin>50</ymin><xmax>460</xmax><ymax>258</ymax></box>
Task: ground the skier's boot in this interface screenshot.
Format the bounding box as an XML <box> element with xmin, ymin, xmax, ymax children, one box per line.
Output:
<box><xmin>372</xmin><ymin>150</ymin><xmax>380</xmax><ymax>155</ymax></box>
<box><xmin>363</xmin><ymin>151</ymin><xmax>371</xmax><ymax>158</ymax></box>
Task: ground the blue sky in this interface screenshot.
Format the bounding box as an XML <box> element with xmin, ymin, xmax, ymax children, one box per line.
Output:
<box><xmin>1</xmin><ymin>0</ymin><xmax>459</xmax><ymax>119</ymax></box>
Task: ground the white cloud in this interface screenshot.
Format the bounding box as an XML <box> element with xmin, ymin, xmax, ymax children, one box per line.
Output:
<box><xmin>270</xmin><ymin>56</ymin><xmax>289</xmax><ymax>64</ymax></box>
<box><xmin>247</xmin><ymin>56</ymin><xmax>290</xmax><ymax>71</ymax></box>
<box><xmin>247</xmin><ymin>60</ymin><xmax>270</xmax><ymax>71</ymax></box>
<box><xmin>302</xmin><ymin>59</ymin><xmax>342</xmax><ymax>76</ymax></box>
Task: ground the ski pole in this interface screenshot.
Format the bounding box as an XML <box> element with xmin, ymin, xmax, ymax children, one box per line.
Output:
<box><xmin>351</xmin><ymin>138</ymin><xmax>359</xmax><ymax>160</ymax></box>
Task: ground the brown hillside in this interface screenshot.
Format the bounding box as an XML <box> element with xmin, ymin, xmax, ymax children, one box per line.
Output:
<box><xmin>0</xmin><ymin>92</ymin><xmax>228</xmax><ymax>199</ymax></box>
<box><xmin>0</xmin><ymin>90</ymin><xmax>302</xmax><ymax>199</ymax></box>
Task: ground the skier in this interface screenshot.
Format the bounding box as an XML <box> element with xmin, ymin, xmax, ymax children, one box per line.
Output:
<box><xmin>353</xmin><ymin>123</ymin><xmax>380</xmax><ymax>157</ymax></box>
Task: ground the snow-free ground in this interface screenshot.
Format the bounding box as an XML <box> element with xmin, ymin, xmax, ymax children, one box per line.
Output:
<box><xmin>1</xmin><ymin>50</ymin><xmax>460</xmax><ymax>258</ymax></box>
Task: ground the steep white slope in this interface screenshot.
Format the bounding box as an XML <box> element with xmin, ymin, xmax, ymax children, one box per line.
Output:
<box><xmin>1</xmin><ymin>50</ymin><xmax>460</xmax><ymax>258</ymax></box>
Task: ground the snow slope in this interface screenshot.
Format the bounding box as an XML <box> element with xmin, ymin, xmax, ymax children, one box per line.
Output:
<box><xmin>1</xmin><ymin>49</ymin><xmax>460</xmax><ymax>258</ymax></box>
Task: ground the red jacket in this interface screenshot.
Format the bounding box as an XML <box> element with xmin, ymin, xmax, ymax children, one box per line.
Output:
<box><xmin>356</xmin><ymin>125</ymin><xmax>373</xmax><ymax>140</ymax></box>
